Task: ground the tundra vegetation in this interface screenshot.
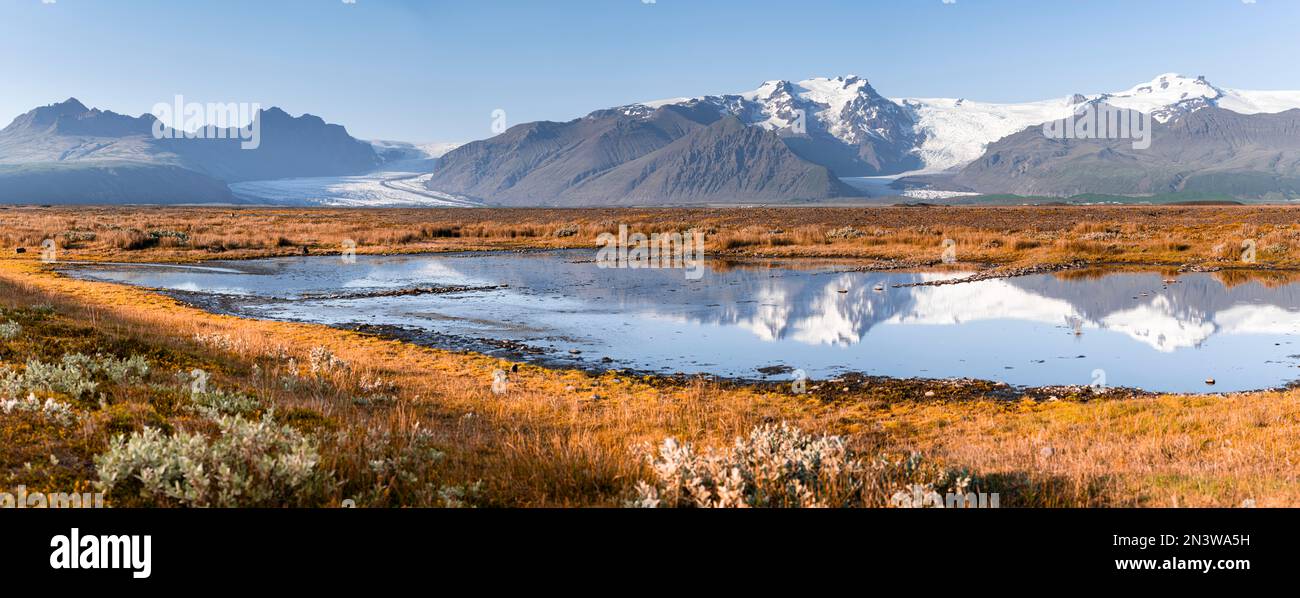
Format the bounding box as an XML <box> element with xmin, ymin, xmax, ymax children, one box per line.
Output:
<box><xmin>3</xmin><ymin>205</ymin><xmax>1300</xmax><ymax>507</ymax></box>
<box><xmin>4</xmin><ymin>206</ymin><xmax>1300</xmax><ymax>274</ymax></box>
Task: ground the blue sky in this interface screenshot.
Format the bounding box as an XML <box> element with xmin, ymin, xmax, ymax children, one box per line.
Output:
<box><xmin>1</xmin><ymin>0</ymin><xmax>1297</xmax><ymax>143</ymax></box>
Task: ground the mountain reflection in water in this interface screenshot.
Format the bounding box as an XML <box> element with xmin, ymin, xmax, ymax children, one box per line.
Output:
<box><xmin>65</xmin><ymin>251</ymin><xmax>1300</xmax><ymax>393</ymax></box>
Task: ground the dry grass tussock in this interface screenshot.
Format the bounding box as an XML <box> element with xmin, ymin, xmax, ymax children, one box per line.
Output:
<box><xmin>2</xmin><ymin>206</ymin><xmax>1300</xmax><ymax>506</ymax></box>
<box><xmin>1</xmin><ymin>257</ymin><xmax>952</xmax><ymax>507</ymax></box>
<box><xmin>5</xmin><ymin>206</ymin><xmax>1300</xmax><ymax>273</ymax></box>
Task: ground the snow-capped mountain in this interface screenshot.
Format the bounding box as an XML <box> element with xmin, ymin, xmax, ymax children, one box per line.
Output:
<box><xmin>424</xmin><ymin>106</ymin><xmax>858</xmax><ymax>206</ymax></box>
<box><xmin>1094</xmin><ymin>73</ymin><xmax>1300</xmax><ymax>122</ymax></box>
<box><xmin>640</xmin><ymin>73</ymin><xmax>1300</xmax><ymax>174</ymax></box>
<box><xmin>950</xmin><ymin>105</ymin><xmax>1300</xmax><ymax>197</ymax></box>
<box><xmin>900</xmin><ymin>73</ymin><xmax>1300</xmax><ymax>171</ymax></box>
<box><xmin>644</xmin><ymin>75</ymin><xmax>910</xmax><ymax>144</ymax></box>
<box><xmin>423</xmin><ymin>72</ymin><xmax>1300</xmax><ymax>206</ymax></box>
<box><xmin>639</xmin><ymin>75</ymin><xmax>922</xmax><ymax>176</ymax></box>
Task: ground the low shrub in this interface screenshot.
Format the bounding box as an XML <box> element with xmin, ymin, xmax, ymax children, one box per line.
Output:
<box><xmin>826</xmin><ymin>226</ymin><xmax>866</xmax><ymax>240</ymax></box>
<box><xmin>0</xmin><ymin>393</ymin><xmax>78</xmax><ymax>427</ymax></box>
<box><xmin>189</xmin><ymin>388</ymin><xmax>263</xmax><ymax>417</ymax></box>
<box><xmin>7</xmin><ymin>353</ymin><xmax>149</xmax><ymax>401</ymax></box>
<box><xmin>95</xmin><ymin>413</ymin><xmax>325</xmax><ymax>507</ymax></box>
<box><xmin>630</xmin><ymin>422</ymin><xmax>970</xmax><ymax>508</ymax></box>
<box><xmin>308</xmin><ymin>346</ymin><xmax>348</xmax><ymax>377</ymax></box>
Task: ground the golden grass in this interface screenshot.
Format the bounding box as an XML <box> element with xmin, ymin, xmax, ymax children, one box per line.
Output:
<box><xmin>3</xmin><ymin>205</ymin><xmax>1300</xmax><ymax>506</ymax></box>
<box><xmin>875</xmin><ymin>394</ymin><xmax>1300</xmax><ymax>507</ymax></box>
<box><xmin>5</xmin><ymin>205</ymin><xmax>1300</xmax><ymax>273</ymax></box>
<box><xmin>0</xmin><ymin>257</ymin><xmax>821</xmax><ymax>506</ymax></box>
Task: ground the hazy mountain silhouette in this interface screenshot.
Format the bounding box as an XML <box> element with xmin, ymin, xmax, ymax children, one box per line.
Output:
<box><xmin>0</xmin><ymin>98</ymin><xmax>380</xmax><ymax>204</ymax></box>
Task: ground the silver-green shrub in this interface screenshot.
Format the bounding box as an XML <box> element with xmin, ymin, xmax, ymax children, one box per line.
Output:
<box><xmin>14</xmin><ymin>353</ymin><xmax>149</xmax><ymax>400</ymax></box>
<box><xmin>308</xmin><ymin>346</ymin><xmax>348</xmax><ymax>377</ymax></box>
<box><xmin>95</xmin><ymin>413</ymin><xmax>322</xmax><ymax>507</ymax></box>
<box><xmin>60</xmin><ymin>353</ymin><xmax>150</xmax><ymax>383</ymax></box>
<box><xmin>18</xmin><ymin>358</ymin><xmax>98</xmax><ymax>399</ymax></box>
<box><xmin>0</xmin><ymin>392</ymin><xmax>78</xmax><ymax>427</ymax></box>
<box><xmin>189</xmin><ymin>388</ymin><xmax>263</xmax><ymax>417</ymax></box>
<box><xmin>631</xmin><ymin>422</ymin><xmax>964</xmax><ymax>508</ymax></box>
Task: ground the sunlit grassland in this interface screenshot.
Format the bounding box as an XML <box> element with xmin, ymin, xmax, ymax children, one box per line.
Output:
<box><xmin>2</xmin><ymin>205</ymin><xmax>1300</xmax><ymax>507</ymax></box>
<box><xmin>4</xmin><ymin>206</ymin><xmax>1300</xmax><ymax>275</ymax></box>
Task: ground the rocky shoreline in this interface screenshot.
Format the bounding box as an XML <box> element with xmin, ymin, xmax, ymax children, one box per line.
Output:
<box><xmin>892</xmin><ymin>259</ymin><xmax>1091</xmax><ymax>287</ymax></box>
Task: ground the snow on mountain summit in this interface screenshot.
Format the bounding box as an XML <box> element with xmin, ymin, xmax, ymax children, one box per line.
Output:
<box><xmin>1089</xmin><ymin>72</ymin><xmax>1300</xmax><ymax>120</ymax></box>
<box><xmin>1107</xmin><ymin>74</ymin><xmax>1221</xmax><ymax>109</ymax></box>
<box><xmin>901</xmin><ymin>73</ymin><xmax>1300</xmax><ymax>172</ymax></box>
<box><xmin>745</xmin><ymin>76</ymin><xmax>878</xmax><ymax>137</ymax></box>
<box><xmin>895</xmin><ymin>75</ymin><xmax>1231</xmax><ymax>172</ymax></box>
<box><xmin>1092</xmin><ymin>73</ymin><xmax>1227</xmax><ymax>123</ymax></box>
<box><xmin>634</xmin><ymin>74</ymin><xmax>1300</xmax><ymax>174</ymax></box>
<box><xmin>639</xmin><ymin>75</ymin><xmax>912</xmax><ymax>147</ymax></box>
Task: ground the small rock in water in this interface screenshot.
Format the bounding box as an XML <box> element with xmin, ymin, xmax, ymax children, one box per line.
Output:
<box><xmin>568</xmin><ymin>349</ymin><xmax>582</xmax><ymax>355</ymax></box>
<box><xmin>1205</xmin><ymin>378</ymin><xmax>1216</xmax><ymax>385</ymax></box>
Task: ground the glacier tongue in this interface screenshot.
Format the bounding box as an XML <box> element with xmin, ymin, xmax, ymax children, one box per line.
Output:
<box><xmin>894</xmin><ymin>96</ymin><xmax>1080</xmax><ymax>173</ymax></box>
<box><xmin>231</xmin><ymin>172</ymin><xmax>482</xmax><ymax>207</ymax></box>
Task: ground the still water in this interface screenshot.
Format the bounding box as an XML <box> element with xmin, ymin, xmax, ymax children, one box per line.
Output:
<box><xmin>64</xmin><ymin>251</ymin><xmax>1300</xmax><ymax>393</ymax></box>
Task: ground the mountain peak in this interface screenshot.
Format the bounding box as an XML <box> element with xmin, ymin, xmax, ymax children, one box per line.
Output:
<box><xmin>1120</xmin><ymin>73</ymin><xmax>1218</xmax><ymax>96</ymax></box>
<box><xmin>815</xmin><ymin>74</ymin><xmax>865</xmax><ymax>87</ymax></box>
<box><xmin>1095</xmin><ymin>73</ymin><xmax>1226</xmax><ymax>123</ymax></box>
<box><xmin>796</xmin><ymin>75</ymin><xmax>885</xmax><ymax>105</ymax></box>
<box><xmin>2</xmin><ymin>97</ymin><xmax>98</xmax><ymax>134</ymax></box>
<box><xmin>30</xmin><ymin>97</ymin><xmax>92</xmax><ymax>120</ymax></box>
<box><xmin>753</xmin><ymin>79</ymin><xmax>798</xmax><ymax>97</ymax></box>
<box><xmin>54</xmin><ymin>97</ymin><xmax>89</xmax><ymax>112</ymax></box>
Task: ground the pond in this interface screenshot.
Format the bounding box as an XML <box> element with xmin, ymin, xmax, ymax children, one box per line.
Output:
<box><xmin>63</xmin><ymin>251</ymin><xmax>1300</xmax><ymax>393</ymax></box>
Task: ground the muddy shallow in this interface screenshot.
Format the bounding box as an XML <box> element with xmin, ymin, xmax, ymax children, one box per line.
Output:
<box><xmin>62</xmin><ymin>250</ymin><xmax>1300</xmax><ymax>393</ymax></box>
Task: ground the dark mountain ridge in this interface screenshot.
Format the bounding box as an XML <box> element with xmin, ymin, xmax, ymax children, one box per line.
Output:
<box><xmin>0</xmin><ymin>98</ymin><xmax>381</xmax><ymax>204</ymax></box>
